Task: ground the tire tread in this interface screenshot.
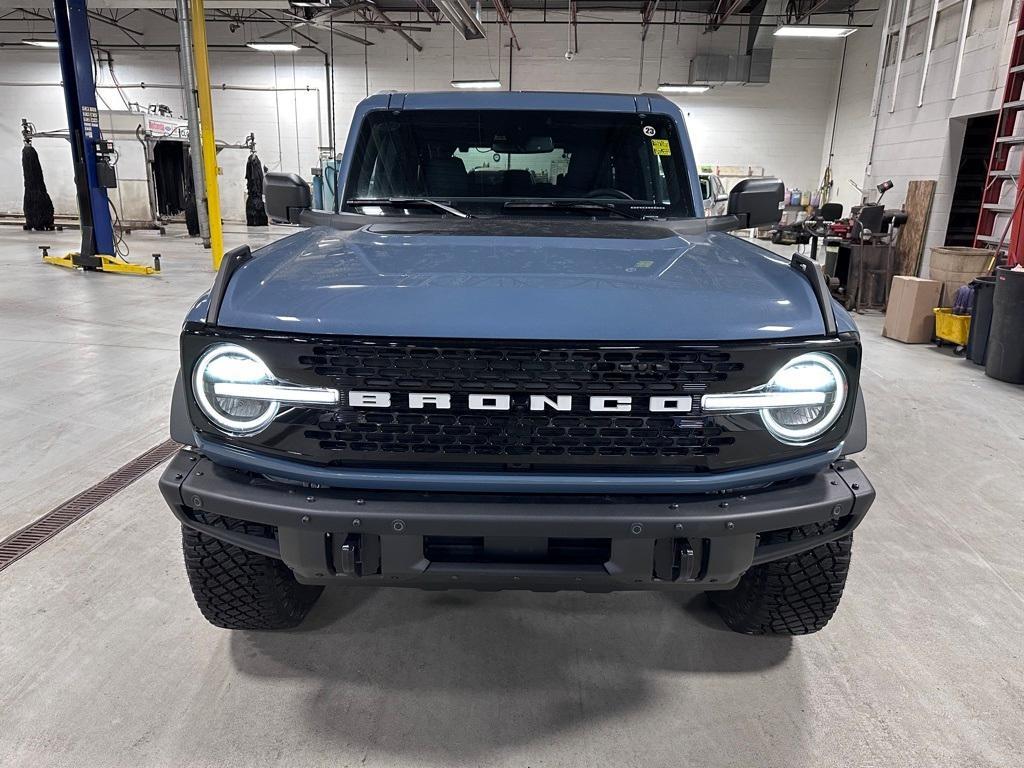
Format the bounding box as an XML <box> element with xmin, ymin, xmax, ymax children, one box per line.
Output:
<box><xmin>181</xmin><ymin>515</ymin><xmax>323</xmax><ymax>630</ymax></box>
<box><xmin>710</xmin><ymin>528</ymin><xmax>853</xmax><ymax>635</ymax></box>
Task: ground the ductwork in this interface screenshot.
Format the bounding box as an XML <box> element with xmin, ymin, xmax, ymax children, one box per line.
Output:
<box><xmin>433</xmin><ymin>0</ymin><xmax>486</xmax><ymax>40</ymax></box>
<box><xmin>689</xmin><ymin>0</ymin><xmax>784</xmax><ymax>86</ymax></box>
<box><xmin>688</xmin><ymin>51</ymin><xmax>770</xmax><ymax>84</ymax></box>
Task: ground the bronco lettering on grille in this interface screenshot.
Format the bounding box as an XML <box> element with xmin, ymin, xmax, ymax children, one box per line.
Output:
<box><xmin>347</xmin><ymin>392</ymin><xmax>694</xmax><ymax>413</ymax></box>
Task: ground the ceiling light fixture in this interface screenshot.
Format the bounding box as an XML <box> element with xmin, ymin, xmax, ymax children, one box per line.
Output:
<box><xmin>450</xmin><ymin>78</ymin><xmax>502</xmax><ymax>89</ymax></box>
<box><xmin>246</xmin><ymin>42</ymin><xmax>301</xmax><ymax>52</ymax></box>
<box><xmin>434</xmin><ymin>0</ymin><xmax>487</xmax><ymax>41</ymax></box>
<box><xmin>657</xmin><ymin>83</ymin><xmax>710</xmax><ymax>94</ymax></box>
<box><xmin>774</xmin><ymin>25</ymin><xmax>856</xmax><ymax>38</ymax></box>
<box><xmin>23</xmin><ymin>39</ymin><xmax>60</xmax><ymax>48</ymax></box>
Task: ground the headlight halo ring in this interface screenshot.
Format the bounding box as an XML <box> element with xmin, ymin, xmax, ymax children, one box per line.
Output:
<box><xmin>192</xmin><ymin>343</ymin><xmax>281</xmax><ymax>436</ymax></box>
<box><xmin>758</xmin><ymin>351</ymin><xmax>848</xmax><ymax>445</ymax></box>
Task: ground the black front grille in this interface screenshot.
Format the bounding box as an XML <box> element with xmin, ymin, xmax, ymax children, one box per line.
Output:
<box><xmin>307</xmin><ymin>411</ymin><xmax>734</xmax><ymax>460</ymax></box>
<box><xmin>302</xmin><ymin>343</ymin><xmax>743</xmax><ymax>394</ymax></box>
<box><xmin>182</xmin><ymin>329</ymin><xmax>860</xmax><ymax>473</ymax></box>
<box><xmin>299</xmin><ymin>342</ymin><xmax>741</xmax><ymax>461</ymax></box>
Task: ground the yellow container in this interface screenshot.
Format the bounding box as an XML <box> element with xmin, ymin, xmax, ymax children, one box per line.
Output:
<box><xmin>933</xmin><ymin>308</ymin><xmax>971</xmax><ymax>346</ymax></box>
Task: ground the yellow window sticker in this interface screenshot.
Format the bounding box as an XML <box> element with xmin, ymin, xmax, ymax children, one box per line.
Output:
<box><xmin>651</xmin><ymin>139</ymin><xmax>671</xmax><ymax>156</ymax></box>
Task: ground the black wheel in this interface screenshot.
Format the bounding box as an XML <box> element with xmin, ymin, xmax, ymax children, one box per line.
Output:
<box><xmin>709</xmin><ymin>528</ymin><xmax>853</xmax><ymax>635</ymax></box>
<box><xmin>181</xmin><ymin>514</ymin><xmax>323</xmax><ymax>630</ymax></box>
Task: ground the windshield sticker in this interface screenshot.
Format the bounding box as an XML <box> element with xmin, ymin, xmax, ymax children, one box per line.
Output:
<box><xmin>642</xmin><ymin>125</ymin><xmax>657</xmax><ymax>137</ymax></box>
<box><xmin>650</xmin><ymin>139</ymin><xmax>671</xmax><ymax>156</ymax></box>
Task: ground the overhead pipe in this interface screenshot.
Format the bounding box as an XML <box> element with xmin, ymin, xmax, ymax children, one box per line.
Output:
<box><xmin>433</xmin><ymin>0</ymin><xmax>487</xmax><ymax>40</ymax></box>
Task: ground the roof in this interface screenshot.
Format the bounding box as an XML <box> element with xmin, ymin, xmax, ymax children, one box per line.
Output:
<box><xmin>366</xmin><ymin>90</ymin><xmax>674</xmax><ymax>113</ymax></box>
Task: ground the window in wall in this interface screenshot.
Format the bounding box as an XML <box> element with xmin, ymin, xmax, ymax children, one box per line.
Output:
<box><xmin>968</xmin><ymin>0</ymin><xmax>1001</xmax><ymax>34</ymax></box>
<box><xmin>885</xmin><ymin>32</ymin><xmax>901</xmax><ymax>66</ymax></box>
<box><xmin>933</xmin><ymin>3</ymin><xmax>964</xmax><ymax>49</ymax></box>
<box><xmin>909</xmin><ymin>0</ymin><xmax>932</xmax><ymax>15</ymax></box>
<box><xmin>903</xmin><ymin>19</ymin><xmax>928</xmax><ymax>59</ymax></box>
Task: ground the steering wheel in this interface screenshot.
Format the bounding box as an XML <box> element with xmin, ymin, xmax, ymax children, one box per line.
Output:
<box><xmin>584</xmin><ymin>188</ymin><xmax>634</xmax><ymax>200</ymax></box>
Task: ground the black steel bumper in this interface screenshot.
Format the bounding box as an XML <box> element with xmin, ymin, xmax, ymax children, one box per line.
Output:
<box><xmin>159</xmin><ymin>450</ymin><xmax>874</xmax><ymax>592</ymax></box>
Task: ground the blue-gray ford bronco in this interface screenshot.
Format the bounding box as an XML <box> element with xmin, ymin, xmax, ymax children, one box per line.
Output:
<box><xmin>160</xmin><ymin>91</ymin><xmax>873</xmax><ymax>635</ymax></box>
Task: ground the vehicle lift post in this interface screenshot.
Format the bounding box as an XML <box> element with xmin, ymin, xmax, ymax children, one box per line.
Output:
<box><xmin>45</xmin><ymin>0</ymin><xmax>155</xmax><ymax>276</ymax></box>
<box><xmin>188</xmin><ymin>0</ymin><xmax>226</xmax><ymax>269</ymax></box>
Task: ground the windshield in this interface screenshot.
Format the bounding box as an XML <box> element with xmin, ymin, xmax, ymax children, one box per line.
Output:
<box><xmin>343</xmin><ymin>109</ymin><xmax>697</xmax><ymax>218</ymax></box>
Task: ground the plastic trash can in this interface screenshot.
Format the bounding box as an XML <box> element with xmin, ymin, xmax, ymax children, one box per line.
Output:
<box><xmin>985</xmin><ymin>267</ymin><xmax>1024</xmax><ymax>384</ymax></box>
<box><xmin>967</xmin><ymin>276</ymin><xmax>997</xmax><ymax>365</ymax></box>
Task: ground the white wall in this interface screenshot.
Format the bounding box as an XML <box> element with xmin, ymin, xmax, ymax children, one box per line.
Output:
<box><xmin>0</xmin><ymin>9</ymin><xmax>848</xmax><ymax>222</ymax></box>
<box><xmin>826</xmin><ymin>0</ymin><xmax>1017</xmax><ymax>271</ymax></box>
<box><xmin>820</xmin><ymin>17</ymin><xmax>885</xmax><ymax>213</ymax></box>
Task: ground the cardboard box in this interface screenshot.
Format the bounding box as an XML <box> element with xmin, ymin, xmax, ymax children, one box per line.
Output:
<box><xmin>883</xmin><ymin>276</ymin><xmax>942</xmax><ymax>343</ymax></box>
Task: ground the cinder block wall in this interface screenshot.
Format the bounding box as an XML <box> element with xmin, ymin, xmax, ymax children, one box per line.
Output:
<box><xmin>823</xmin><ymin>2</ymin><xmax>1014</xmax><ymax>273</ymax></box>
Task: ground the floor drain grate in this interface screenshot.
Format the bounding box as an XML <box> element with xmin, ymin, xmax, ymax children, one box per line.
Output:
<box><xmin>0</xmin><ymin>439</ymin><xmax>180</xmax><ymax>573</ymax></box>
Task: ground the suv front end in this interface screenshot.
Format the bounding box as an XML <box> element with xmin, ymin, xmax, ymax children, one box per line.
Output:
<box><xmin>160</xmin><ymin>91</ymin><xmax>874</xmax><ymax>634</ymax></box>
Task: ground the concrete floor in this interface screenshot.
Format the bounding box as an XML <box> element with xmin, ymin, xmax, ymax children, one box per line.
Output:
<box><xmin>1</xmin><ymin>224</ymin><xmax>1022</xmax><ymax>767</ymax></box>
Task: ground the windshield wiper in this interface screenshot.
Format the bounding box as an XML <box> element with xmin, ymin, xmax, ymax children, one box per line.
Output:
<box><xmin>502</xmin><ymin>200</ymin><xmax>649</xmax><ymax>220</ymax></box>
<box><xmin>347</xmin><ymin>197</ymin><xmax>473</xmax><ymax>218</ymax></box>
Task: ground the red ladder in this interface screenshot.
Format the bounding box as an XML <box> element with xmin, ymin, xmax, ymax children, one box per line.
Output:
<box><xmin>975</xmin><ymin>13</ymin><xmax>1024</xmax><ymax>267</ymax></box>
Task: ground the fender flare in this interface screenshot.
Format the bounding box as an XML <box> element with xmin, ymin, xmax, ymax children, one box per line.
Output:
<box><xmin>843</xmin><ymin>389</ymin><xmax>868</xmax><ymax>456</ymax></box>
<box><xmin>170</xmin><ymin>370</ymin><xmax>198</xmax><ymax>446</ymax></box>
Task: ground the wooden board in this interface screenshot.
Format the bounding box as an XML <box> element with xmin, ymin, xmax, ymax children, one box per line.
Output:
<box><xmin>894</xmin><ymin>179</ymin><xmax>937</xmax><ymax>276</ymax></box>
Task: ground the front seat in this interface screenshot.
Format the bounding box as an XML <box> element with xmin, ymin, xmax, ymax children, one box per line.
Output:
<box><xmin>422</xmin><ymin>157</ymin><xmax>470</xmax><ymax>198</ymax></box>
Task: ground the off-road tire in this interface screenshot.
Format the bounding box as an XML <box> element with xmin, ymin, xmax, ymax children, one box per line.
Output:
<box><xmin>710</xmin><ymin>529</ymin><xmax>853</xmax><ymax>635</ymax></box>
<box><xmin>181</xmin><ymin>516</ymin><xmax>323</xmax><ymax>630</ymax></box>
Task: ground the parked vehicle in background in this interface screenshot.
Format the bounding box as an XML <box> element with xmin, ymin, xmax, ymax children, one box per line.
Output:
<box><xmin>160</xmin><ymin>91</ymin><xmax>874</xmax><ymax>637</ymax></box>
<box><xmin>700</xmin><ymin>172</ymin><xmax>729</xmax><ymax>216</ymax></box>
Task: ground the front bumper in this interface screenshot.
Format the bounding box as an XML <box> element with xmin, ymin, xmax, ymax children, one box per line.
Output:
<box><xmin>159</xmin><ymin>450</ymin><xmax>874</xmax><ymax>591</ymax></box>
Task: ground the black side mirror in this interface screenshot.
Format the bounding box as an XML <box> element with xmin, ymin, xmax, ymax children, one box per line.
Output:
<box><xmin>726</xmin><ymin>178</ymin><xmax>784</xmax><ymax>228</ymax></box>
<box><xmin>265</xmin><ymin>172</ymin><xmax>311</xmax><ymax>224</ymax></box>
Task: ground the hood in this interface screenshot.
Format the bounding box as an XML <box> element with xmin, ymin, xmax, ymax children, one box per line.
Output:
<box><xmin>210</xmin><ymin>222</ymin><xmax>839</xmax><ymax>342</ymax></box>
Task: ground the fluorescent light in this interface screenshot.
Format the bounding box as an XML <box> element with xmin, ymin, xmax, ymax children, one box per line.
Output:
<box><xmin>657</xmin><ymin>84</ymin><xmax>710</xmax><ymax>94</ymax></box>
<box><xmin>23</xmin><ymin>39</ymin><xmax>59</xmax><ymax>48</ymax></box>
<box><xmin>774</xmin><ymin>25</ymin><xmax>856</xmax><ymax>38</ymax></box>
<box><xmin>450</xmin><ymin>79</ymin><xmax>502</xmax><ymax>89</ymax></box>
<box><xmin>247</xmin><ymin>42</ymin><xmax>301</xmax><ymax>52</ymax></box>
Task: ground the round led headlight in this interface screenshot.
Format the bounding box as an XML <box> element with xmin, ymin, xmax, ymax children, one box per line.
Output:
<box><xmin>759</xmin><ymin>352</ymin><xmax>847</xmax><ymax>444</ymax></box>
<box><xmin>192</xmin><ymin>344</ymin><xmax>280</xmax><ymax>435</ymax></box>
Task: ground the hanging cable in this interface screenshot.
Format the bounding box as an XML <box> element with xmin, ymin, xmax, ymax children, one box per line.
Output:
<box><xmin>107</xmin><ymin>199</ymin><xmax>130</xmax><ymax>260</ymax></box>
